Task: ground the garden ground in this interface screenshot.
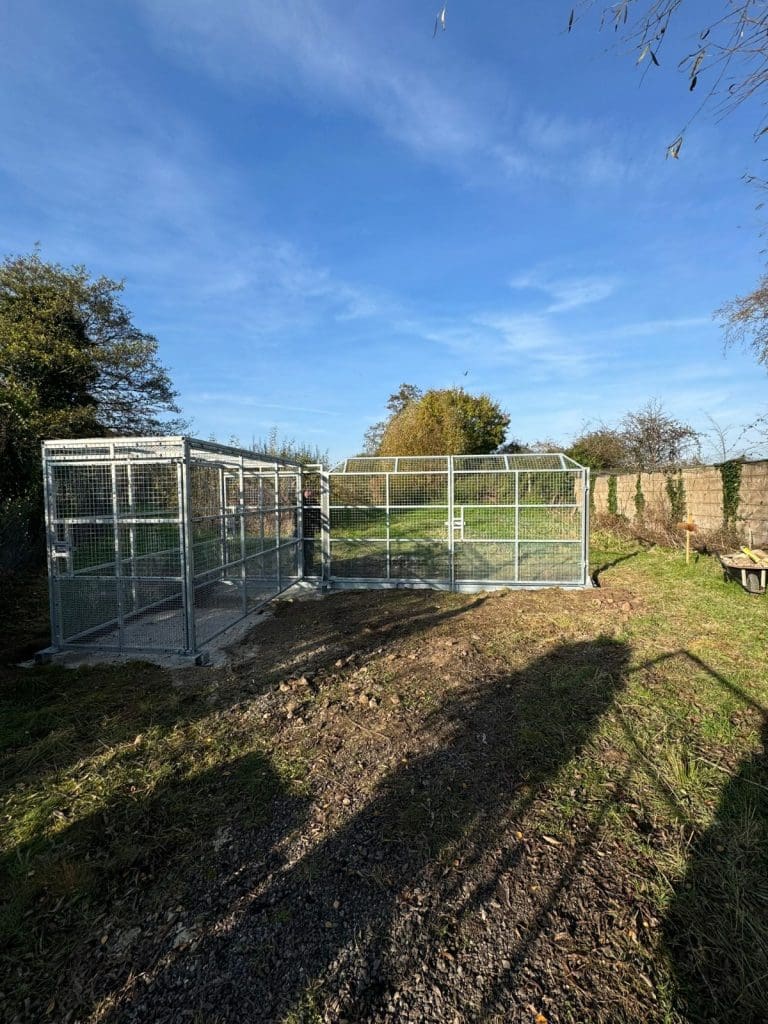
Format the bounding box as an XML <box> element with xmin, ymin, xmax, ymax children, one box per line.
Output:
<box><xmin>1</xmin><ymin>531</ymin><xmax>767</xmax><ymax>1023</ymax></box>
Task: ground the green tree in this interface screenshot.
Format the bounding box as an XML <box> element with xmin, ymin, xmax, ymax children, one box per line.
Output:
<box><xmin>497</xmin><ymin>438</ymin><xmax>531</xmax><ymax>454</ymax></box>
<box><xmin>378</xmin><ymin>387</ymin><xmax>509</xmax><ymax>456</ymax></box>
<box><xmin>0</xmin><ymin>250</ymin><xmax>182</xmax><ymax>502</ymax></box>
<box><xmin>362</xmin><ymin>383</ymin><xmax>423</xmax><ymax>454</ymax></box>
<box><xmin>567</xmin><ymin>426</ymin><xmax>629</xmax><ymax>471</ymax></box>
<box><xmin>385</xmin><ymin>382</ymin><xmax>423</xmax><ymax>416</ymax></box>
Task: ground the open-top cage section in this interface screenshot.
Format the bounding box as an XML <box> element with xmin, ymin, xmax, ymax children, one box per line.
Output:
<box><xmin>43</xmin><ymin>437</ymin><xmax>302</xmax><ymax>656</ymax></box>
<box><xmin>313</xmin><ymin>453</ymin><xmax>589</xmax><ymax>591</ymax></box>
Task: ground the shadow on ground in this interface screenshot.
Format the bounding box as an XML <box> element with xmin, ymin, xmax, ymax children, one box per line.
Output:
<box><xmin>75</xmin><ymin>636</ymin><xmax>632</xmax><ymax>1024</ymax></box>
<box><xmin>659</xmin><ymin>653</ymin><xmax>768</xmax><ymax>1024</ymax></box>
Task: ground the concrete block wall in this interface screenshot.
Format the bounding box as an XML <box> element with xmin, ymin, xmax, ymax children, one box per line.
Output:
<box><xmin>592</xmin><ymin>460</ymin><xmax>768</xmax><ymax>545</ymax></box>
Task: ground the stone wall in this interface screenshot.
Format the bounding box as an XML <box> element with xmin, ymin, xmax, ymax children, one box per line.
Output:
<box><xmin>592</xmin><ymin>460</ymin><xmax>768</xmax><ymax>545</ymax></box>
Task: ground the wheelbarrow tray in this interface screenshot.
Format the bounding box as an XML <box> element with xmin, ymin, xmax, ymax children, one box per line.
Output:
<box><xmin>719</xmin><ymin>552</ymin><xmax>768</xmax><ymax>595</ymax></box>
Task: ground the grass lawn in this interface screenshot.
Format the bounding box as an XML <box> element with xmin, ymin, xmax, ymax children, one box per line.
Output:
<box><xmin>330</xmin><ymin>505</ymin><xmax>581</xmax><ymax>541</ymax></box>
<box><xmin>1</xmin><ymin>531</ymin><xmax>767</xmax><ymax>1023</ymax></box>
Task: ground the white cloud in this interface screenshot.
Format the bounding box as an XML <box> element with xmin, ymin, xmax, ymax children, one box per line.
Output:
<box><xmin>135</xmin><ymin>0</ymin><xmax>636</xmax><ymax>189</ymax></box>
<box><xmin>509</xmin><ymin>271</ymin><xmax>618</xmax><ymax>313</ymax></box>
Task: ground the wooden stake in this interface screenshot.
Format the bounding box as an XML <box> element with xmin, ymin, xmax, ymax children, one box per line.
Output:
<box><xmin>677</xmin><ymin>513</ymin><xmax>697</xmax><ymax>565</ymax></box>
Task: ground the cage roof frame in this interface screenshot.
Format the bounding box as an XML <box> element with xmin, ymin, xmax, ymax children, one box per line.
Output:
<box><xmin>331</xmin><ymin>453</ymin><xmax>587</xmax><ymax>473</ymax></box>
<box><xmin>42</xmin><ymin>435</ymin><xmax>303</xmax><ymax>471</ymax></box>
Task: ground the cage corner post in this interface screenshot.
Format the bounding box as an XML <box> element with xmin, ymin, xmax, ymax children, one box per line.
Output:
<box><xmin>180</xmin><ymin>438</ymin><xmax>198</xmax><ymax>656</ymax></box>
<box><xmin>320</xmin><ymin>467</ymin><xmax>331</xmax><ymax>586</ymax></box>
<box><xmin>296</xmin><ymin>466</ymin><xmax>305</xmax><ymax>580</ymax></box>
<box><xmin>42</xmin><ymin>443</ymin><xmax>62</xmax><ymax>649</ymax></box>
<box><xmin>582</xmin><ymin>467</ymin><xmax>591</xmax><ymax>587</ymax></box>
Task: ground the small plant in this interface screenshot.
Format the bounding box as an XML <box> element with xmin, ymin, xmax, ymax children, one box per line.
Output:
<box><xmin>719</xmin><ymin>459</ymin><xmax>742</xmax><ymax>527</ymax></box>
<box><xmin>634</xmin><ymin>474</ymin><xmax>646</xmax><ymax>522</ymax></box>
<box><xmin>607</xmin><ymin>475</ymin><xmax>618</xmax><ymax>515</ymax></box>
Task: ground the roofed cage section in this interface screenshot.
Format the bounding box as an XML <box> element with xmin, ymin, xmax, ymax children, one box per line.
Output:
<box><xmin>42</xmin><ymin>436</ymin><xmax>304</xmax><ymax>659</ymax></box>
<box><xmin>43</xmin><ymin>436</ymin><xmax>302</xmax><ymax>472</ymax></box>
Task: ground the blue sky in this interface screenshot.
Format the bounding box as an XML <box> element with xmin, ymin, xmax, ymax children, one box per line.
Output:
<box><xmin>2</xmin><ymin>0</ymin><xmax>767</xmax><ymax>463</ymax></box>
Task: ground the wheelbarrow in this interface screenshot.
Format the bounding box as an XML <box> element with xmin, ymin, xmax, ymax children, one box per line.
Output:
<box><xmin>720</xmin><ymin>550</ymin><xmax>768</xmax><ymax>595</ymax></box>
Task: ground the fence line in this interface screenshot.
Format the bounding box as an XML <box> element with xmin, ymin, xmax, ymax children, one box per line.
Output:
<box><xmin>592</xmin><ymin>460</ymin><xmax>768</xmax><ymax>545</ymax></box>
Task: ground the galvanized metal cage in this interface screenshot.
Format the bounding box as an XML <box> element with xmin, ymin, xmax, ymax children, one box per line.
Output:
<box><xmin>42</xmin><ymin>443</ymin><xmax>589</xmax><ymax>657</ymax></box>
<box><xmin>42</xmin><ymin>437</ymin><xmax>303</xmax><ymax>656</ymax></box>
<box><xmin>314</xmin><ymin>454</ymin><xmax>590</xmax><ymax>592</ymax></box>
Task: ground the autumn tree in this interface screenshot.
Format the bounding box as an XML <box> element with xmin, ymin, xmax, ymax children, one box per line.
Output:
<box><xmin>362</xmin><ymin>383</ymin><xmax>423</xmax><ymax>454</ymax></box>
<box><xmin>378</xmin><ymin>387</ymin><xmax>509</xmax><ymax>456</ymax></box>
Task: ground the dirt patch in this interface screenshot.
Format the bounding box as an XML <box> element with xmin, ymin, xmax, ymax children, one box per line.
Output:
<box><xmin>21</xmin><ymin>584</ymin><xmax>659</xmax><ymax>1024</ymax></box>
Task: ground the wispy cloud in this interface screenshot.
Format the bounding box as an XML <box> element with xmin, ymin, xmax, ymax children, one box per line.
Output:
<box><xmin>136</xmin><ymin>0</ymin><xmax>636</xmax><ymax>188</ymax></box>
<box><xmin>597</xmin><ymin>316</ymin><xmax>711</xmax><ymax>339</ymax></box>
<box><xmin>509</xmin><ymin>270</ymin><xmax>618</xmax><ymax>313</ymax></box>
<box><xmin>186</xmin><ymin>393</ymin><xmax>336</xmax><ymax>416</ymax></box>
<box><xmin>397</xmin><ymin>309</ymin><xmax>590</xmax><ymax>379</ymax></box>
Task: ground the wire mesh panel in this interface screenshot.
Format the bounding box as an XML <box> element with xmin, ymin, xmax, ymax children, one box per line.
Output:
<box><xmin>328</xmin><ymin>457</ymin><xmax>451</xmax><ymax>586</ymax></box>
<box><xmin>326</xmin><ymin>454</ymin><xmax>588</xmax><ymax>590</ymax></box>
<box><xmin>43</xmin><ymin>437</ymin><xmax>303</xmax><ymax>655</ymax></box>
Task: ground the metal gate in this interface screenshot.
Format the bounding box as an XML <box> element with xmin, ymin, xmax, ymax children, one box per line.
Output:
<box><xmin>317</xmin><ymin>454</ymin><xmax>589</xmax><ymax>591</ymax></box>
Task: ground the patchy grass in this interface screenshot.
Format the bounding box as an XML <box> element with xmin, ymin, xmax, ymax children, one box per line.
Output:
<box><xmin>1</xmin><ymin>537</ymin><xmax>767</xmax><ymax>1023</ymax></box>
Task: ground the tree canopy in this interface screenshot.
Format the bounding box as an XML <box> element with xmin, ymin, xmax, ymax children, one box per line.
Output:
<box><xmin>0</xmin><ymin>251</ymin><xmax>181</xmax><ymax>501</ymax></box>
<box><xmin>566</xmin><ymin>427</ymin><xmax>630</xmax><ymax>471</ymax></box>
<box><xmin>377</xmin><ymin>387</ymin><xmax>509</xmax><ymax>456</ymax></box>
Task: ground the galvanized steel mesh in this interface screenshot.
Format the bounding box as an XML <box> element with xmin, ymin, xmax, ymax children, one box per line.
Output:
<box><xmin>325</xmin><ymin>454</ymin><xmax>588</xmax><ymax>589</ymax></box>
<box><xmin>43</xmin><ymin>437</ymin><xmax>302</xmax><ymax>655</ymax></box>
<box><xmin>43</xmin><ymin>444</ymin><xmax>588</xmax><ymax>656</ymax></box>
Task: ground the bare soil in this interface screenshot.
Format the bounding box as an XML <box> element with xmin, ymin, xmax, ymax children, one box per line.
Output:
<box><xmin>88</xmin><ymin>587</ymin><xmax>653</xmax><ymax>1024</ymax></box>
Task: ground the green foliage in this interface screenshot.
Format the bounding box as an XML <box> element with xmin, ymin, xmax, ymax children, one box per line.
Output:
<box><xmin>0</xmin><ymin>250</ymin><xmax>181</xmax><ymax>502</ymax></box>
<box><xmin>607</xmin><ymin>475</ymin><xmax>618</xmax><ymax>515</ymax></box>
<box><xmin>634</xmin><ymin>474</ymin><xmax>646</xmax><ymax>521</ymax></box>
<box><xmin>362</xmin><ymin>383</ymin><xmax>423</xmax><ymax>454</ymax></box>
<box><xmin>665</xmin><ymin>473</ymin><xmax>687</xmax><ymax>523</ymax></box>
<box><xmin>379</xmin><ymin>387</ymin><xmax>509</xmax><ymax>456</ymax></box>
<box><xmin>567</xmin><ymin>427</ymin><xmax>628</xmax><ymax>471</ymax></box>
<box><xmin>386</xmin><ymin>382</ymin><xmax>422</xmax><ymax>416</ymax></box>
<box><xmin>0</xmin><ymin>494</ymin><xmax>43</xmax><ymax>573</ymax></box>
<box><xmin>719</xmin><ymin>459</ymin><xmax>743</xmax><ymax>526</ymax></box>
